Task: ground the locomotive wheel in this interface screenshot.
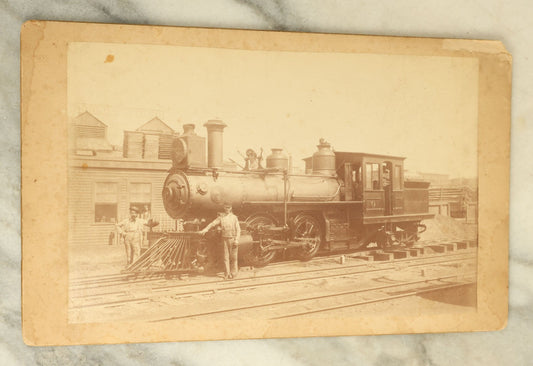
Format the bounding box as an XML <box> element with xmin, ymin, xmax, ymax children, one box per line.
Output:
<box><xmin>401</xmin><ymin>231</ymin><xmax>418</xmax><ymax>247</ymax></box>
<box><xmin>376</xmin><ymin>226</ymin><xmax>394</xmax><ymax>249</ymax></box>
<box><xmin>398</xmin><ymin>223</ymin><xmax>421</xmax><ymax>247</ymax></box>
<box><xmin>292</xmin><ymin>214</ymin><xmax>322</xmax><ymax>261</ymax></box>
<box><xmin>244</xmin><ymin>214</ymin><xmax>277</xmax><ymax>267</ymax></box>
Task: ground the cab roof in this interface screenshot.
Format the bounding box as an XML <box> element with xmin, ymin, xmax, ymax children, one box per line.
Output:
<box><xmin>334</xmin><ymin>151</ymin><xmax>406</xmax><ymax>161</ymax></box>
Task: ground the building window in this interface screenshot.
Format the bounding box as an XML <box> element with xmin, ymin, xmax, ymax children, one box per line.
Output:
<box><xmin>95</xmin><ymin>182</ymin><xmax>118</xmax><ymax>223</ymax></box>
<box><xmin>393</xmin><ymin>165</ymin><xmax>402</xmax><ymax>190</ymax></box>
<box><xmin>365</xmin><ymin>163</ymin><xmax>380</xmax><ymax>190</ymax></box>
<box><xmin>129</xmin><ymin>183</ymin><xmax>152</xmax><ymax>219</ymax></box>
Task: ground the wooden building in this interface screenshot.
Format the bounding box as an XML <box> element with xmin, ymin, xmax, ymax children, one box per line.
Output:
<box><xmin>68</xmin><ymin>112</ymin><xmax>179</xmax><ymax>246</ymax></box>
<box><xmin>123</xmin><ymin>116</ymin><xmax>179</xmax><ymax>160</ymax></box>
<box><xmin>71</xmin><ymin>111</ymin><xmax>116</xmax><ymax>155</ymax></box>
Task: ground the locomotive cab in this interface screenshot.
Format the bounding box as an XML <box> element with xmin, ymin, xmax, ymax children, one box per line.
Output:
<box><xmin>334</xmin><ymin>152</ymin><xmax>406</xmax><ymax>217</ymax></box>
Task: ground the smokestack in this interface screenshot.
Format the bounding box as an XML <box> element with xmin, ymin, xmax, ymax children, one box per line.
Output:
<box><xmin>203</xmin><ymin>119</ymin><xmax>227</xmax><ymax>168</ymax></box>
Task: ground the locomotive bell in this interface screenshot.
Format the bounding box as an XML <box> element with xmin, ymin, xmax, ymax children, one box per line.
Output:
<box><xmin>312</xmin><ymin>138</ymin><xmax>336</xmax><ymax>176</ymax></box>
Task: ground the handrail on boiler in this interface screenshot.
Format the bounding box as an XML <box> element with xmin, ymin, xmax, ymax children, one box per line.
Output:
<box><xmin>179</xmin><ymin>166</ymin><xmax>337</xmax><ymax>179</ymax></box>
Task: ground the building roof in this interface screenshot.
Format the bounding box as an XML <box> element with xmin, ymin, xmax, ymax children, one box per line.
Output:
<box><xmin>334</xmin><ymin>151</ymin><xmax>406</xmax><ymax>161</ymax></box>
<box><xmin>73</xmin><ymin>111</ymin><xmax>107</xmax><ymax>127</ymax></box>
<box><xmin>76</xmin><ymin>137</ymin><xmax>114</xmax><ymax>151</ymax></box>
<box><xmin>69</xmin><ymin>155</ymin><xmax>171</xmax><ymax>171</ymax></box>
<box><xmin>136</xmin><ymin>117</ymin><xmax>175</xmax><ymax>134</ymax></box>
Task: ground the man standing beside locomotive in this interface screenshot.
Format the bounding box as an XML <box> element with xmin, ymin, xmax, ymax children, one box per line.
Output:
<box><xmin>200</xmin><ymin>203</ymin><xmax>241</xmax><ymax>279</ymax></box>
<box><xmin>116</xmin><ymin>207</ymin><xmax>144</xmax><ymax>267</ymax></box>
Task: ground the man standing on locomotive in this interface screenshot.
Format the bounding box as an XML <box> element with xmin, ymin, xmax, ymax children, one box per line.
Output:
<box><xmin>200</xmin><ymin>203</ymin><xmax>241</xmax><ymax>279</ymax></box>
<box><xmin>243</xmin><ymin>148</ymin><xmax>263</xmax><ymax>170</ymax></box>
<box><xmin>382</xmin><ymin>165</ymin><xmax>392</xmax><ymax>215</ymax></box>
<box><xmin>116</xmin><ymin>207</ymin><xmax>144</xmax><ymax>267</ymax></box>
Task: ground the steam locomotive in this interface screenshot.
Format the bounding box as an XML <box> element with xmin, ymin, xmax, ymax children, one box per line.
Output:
<box><xmin>161</xmin><ymin>120</ymin><xmax>433</xmax><ymax>267</ymax></box>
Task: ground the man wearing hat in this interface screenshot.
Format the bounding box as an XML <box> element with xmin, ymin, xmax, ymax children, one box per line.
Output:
<box><xmin>116</xmin><ymin>206</ymin><xmax>145</xmax><ymax>266</ymax></box>
<box><xmin>200</xmin><ymin>203</ymin><xmax>241</xmax><ymax>279</ymax></box>
<box><xmin>244</xmin><ymin>148</ymin><xmax>263</xmax><ymax>171</ymax></box>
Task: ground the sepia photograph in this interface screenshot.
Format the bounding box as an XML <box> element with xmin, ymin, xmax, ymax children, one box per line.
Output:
<box><xmin>21</xmin><ymin>22</ymin><xmax>510</xmax><ymax>345</ymax></box>
<box><xmin>67</xmin><ymin>40</ymin><xmax>478</xmax><ymax>323</ymax></box>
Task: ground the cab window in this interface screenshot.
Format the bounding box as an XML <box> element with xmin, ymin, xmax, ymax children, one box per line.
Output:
<box><xmin>365</xmin><ymin>163</ymin><xmax>380</xmax><ymax>190</ymax></box>
<box><xmin>393</xmin><ymin>165</ymin><xmax>402</xmax><ymax>190</ymax></box>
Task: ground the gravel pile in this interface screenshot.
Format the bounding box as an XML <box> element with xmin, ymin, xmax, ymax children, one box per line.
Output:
<box><xmin>421</xmin><ymin>214</ymin><xmax>477</xmax><ymax>242</ymax></box>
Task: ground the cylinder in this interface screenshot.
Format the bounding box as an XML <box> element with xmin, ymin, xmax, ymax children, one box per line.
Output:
<box><xmin>266</xmin><ymin>148</ymin><xmax>289</xmax><ymax>170</ymax></box>
<box><xmin>203</xmin><ymin>119</ymin><xmax>227</xmax><ymax>168</ymax></box>
<box><xmin>312</xmin><ymin>139</ymin><xmax>336</xmax><ymax>176</ymax></box>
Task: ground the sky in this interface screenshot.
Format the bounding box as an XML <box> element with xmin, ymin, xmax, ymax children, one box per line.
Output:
<box><xmin>68</xmin><ymin>42</ymin><xmax>478</xmax><ymax>178</ymax></box>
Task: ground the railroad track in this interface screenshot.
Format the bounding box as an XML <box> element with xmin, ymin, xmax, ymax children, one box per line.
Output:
<box><xmin>68</xmin><ymin>249</ymin><xmax>379</xmax><ymax>288</ymax></box>
<box><xmin>150</xmin><ymin>272</ymin><xmax>476</xmax><ymax>321</ymax></box>
<box><xmin>69</xmin><ymin>249</ymin><xmax>476</xmax><ymax>315</ymax></box>
<box><xmin>69</xmin><ymin>249</ymin><xmax>475</xmax><ymax>300</ymax></box>
<box><xmin>69</xmin><ymin>238</ymin><xmax>476</xmax><ymax>289</ymax></box>
<box><xmin>273</xmin><ymin>278</ymin><xmax>475</xmax><ymax>319</ymax></box>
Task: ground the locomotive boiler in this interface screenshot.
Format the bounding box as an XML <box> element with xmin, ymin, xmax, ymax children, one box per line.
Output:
<box><xmin>160</xmin><ymin>120</ymin><xmax>433</xmax><ymax>268</ymax></box>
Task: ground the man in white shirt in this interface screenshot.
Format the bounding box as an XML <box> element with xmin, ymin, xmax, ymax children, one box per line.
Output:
<box><xmin>200</xmin><ymin>203</ymin><xmax>241</xmax><ymax>279</ymax></box>
<box><xmin>116</xmin><ymin>207</ymin><xmax>144</xmax><ymax>267</ymax></box>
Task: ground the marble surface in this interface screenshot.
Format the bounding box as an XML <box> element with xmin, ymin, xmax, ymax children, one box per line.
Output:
<box><xmin>2</xmin><ymin>0</ymin><xmax>532</xmax><ymax>364</ymax></box>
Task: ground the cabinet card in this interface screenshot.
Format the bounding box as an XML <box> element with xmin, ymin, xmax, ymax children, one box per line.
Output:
<box><xmin>21</xmin><ymin>21</ymin><xmax>510</xmax><ymax>345</ymax></box>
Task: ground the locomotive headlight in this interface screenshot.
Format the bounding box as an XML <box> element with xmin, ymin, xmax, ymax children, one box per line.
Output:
<box><xmin>171</xmin><ymin>138</ymin><xmax>188</xmax><ymax>167</ymax></box>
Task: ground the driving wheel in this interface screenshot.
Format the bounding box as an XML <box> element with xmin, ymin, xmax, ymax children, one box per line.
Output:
<box><xmin>292</xmin><ymin>214</ymin><xmax>322</xmax><ymax>261</ymax></box>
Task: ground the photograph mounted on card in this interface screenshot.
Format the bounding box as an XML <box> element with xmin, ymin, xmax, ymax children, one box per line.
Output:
<box><xmin>21</xmin><ymin>21</ymin><xmax>511</xmax><ymax>345</ymax></box>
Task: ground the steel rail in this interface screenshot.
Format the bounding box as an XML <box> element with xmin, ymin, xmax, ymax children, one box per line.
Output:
<box><xmin>69</xmin><ymin>249</ymin><xmax>360</xmax><ymax>287</ymax></box>
<box><xmin>70</xmin><ymin>249</ymin><xmax>476</xmax><ymax>298</ymax></box>
<box><xmin>71</xmin><ymin>256</ymin><xmax>475</xmax><ymax>309</ymax></box>
<box><xmin>69</xmin><ymin>238</ymin><xmax>473</xmax><ymax>286</ymax></box>
<box><xmin>273</xmin><ymin>280</ymin><xmax>475</xmax><ymax>319</ymax></box>
<box><xmin>150</xmin><ymin>273</ymin><xmax>476</xmax><ymax>321</ymax></box>
<box><xmin>148</xmin><ymin>256</ymin><xmax>475</xmax><ymax>298</ymax></box>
